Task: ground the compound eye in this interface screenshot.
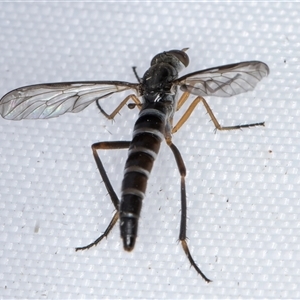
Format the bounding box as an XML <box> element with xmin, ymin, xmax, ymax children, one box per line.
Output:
<box><xmin>150</xmin><ymin>53</ymin><xmax>163</xmax><ymax>66</ymax></box>
<box><xmin>150</xmin><ymin>49</ymin><xmax>190</xmax><ymax>68</ymax></box>
<box><xmin>166</xmin><ymin>49</ymin><xmax>189</xmax><ymax>67</ymax></box>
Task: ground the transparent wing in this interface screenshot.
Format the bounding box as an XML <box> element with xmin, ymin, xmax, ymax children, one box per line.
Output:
<box><xmin>0</xmin><ymin>81</ymin><xmax>139</xmax><ymax>120</ymax></box>
<box><xmin>175</xmin><ymin>61</ymin><xmax>269</xmax><ymax>97</ymax></box>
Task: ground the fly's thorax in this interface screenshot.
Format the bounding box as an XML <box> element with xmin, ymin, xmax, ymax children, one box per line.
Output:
<box><xmin>141</xmin><ymin>62</ymin><xmax>178</xmax><ymax>102</ymax></box>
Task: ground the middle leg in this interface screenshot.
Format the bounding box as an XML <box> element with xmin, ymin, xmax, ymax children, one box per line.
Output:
<box><xmin>172</xmin><ymin>94</ymin><xmax>265</xmax><ymax>134</ymax></box>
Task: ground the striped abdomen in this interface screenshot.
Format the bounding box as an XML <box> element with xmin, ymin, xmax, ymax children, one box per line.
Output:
<box><xmin>120</xmin><ymin>103</ymin><xmax>167</xmax><ymax>251</ymax></box>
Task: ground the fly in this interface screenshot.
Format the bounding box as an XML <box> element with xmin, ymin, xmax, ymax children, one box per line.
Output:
<box><xmin>0</xmin><ymin>49</ymin><xmax>269</xmax><ymax>282</ymax></box>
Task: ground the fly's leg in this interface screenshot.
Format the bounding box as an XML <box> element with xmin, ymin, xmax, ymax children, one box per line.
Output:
<box><xmin>175</xmin><ymin>91</ymin><xmax>191</xmax><ymax>111</ymax></box>
<box><xmin>172</xmin><ymin>94</ymin><xmax>202</xmax><ymax>134</ymax></box>
<box><xmin>75</xmin><ymin>212</ymin><xmax>120</xmax><ymax>251</ymax></box>
<box><xmin>96</xmin><ymin>94</ymin><xmax>142</xmax><ymax>120</ymax></box>
<box><xmin>75</xmin><ymin>141</ymin><xmax>131</xmax><ymax>251</ymax></box>
<box><xmin>96</xmin><ymin>65</ymin><xmax>143</xmax><ymax>118</ymax></box>
<box><xmin>166</xmin><ymin>137</ymin><xmax>212</xmax><ymax>283</ymax></box>
<box><xmin>173</xmin><ymin>94</ymin><xmax>265</xmax><ymax>134</ymax></box>
<box><xmin>200</xmin><ymin>96</ymin><xmax>265</xmax><ymax>131</ymax></box>
<box><xmin>132</xmin><ymin>66</ymin><xmax>142</xmax><ymax>83</ymax></box>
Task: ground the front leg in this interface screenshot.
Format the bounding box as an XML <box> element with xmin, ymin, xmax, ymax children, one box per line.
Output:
<box><xmin>96</xmin><ymin>94</ymin><xmax>141</xmax><ymax>120</ymax></box>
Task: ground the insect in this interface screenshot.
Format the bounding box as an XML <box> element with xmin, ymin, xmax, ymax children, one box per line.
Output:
<box><xmin>0</xmin><ymin>49</ymin><xmax>269</xmax><ymax>282</ymax></box>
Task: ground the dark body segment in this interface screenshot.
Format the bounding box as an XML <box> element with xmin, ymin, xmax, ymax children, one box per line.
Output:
<box><xmin>120</xmin><ymin>102</ymin><xmax>167</xmax><ymax>250</ymax></box>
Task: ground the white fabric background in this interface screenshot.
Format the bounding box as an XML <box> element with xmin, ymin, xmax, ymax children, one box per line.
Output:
<box><xmin>0</xmin><ymin>1</ymin><xmax>299</xmax><ymax>299</ymax></box>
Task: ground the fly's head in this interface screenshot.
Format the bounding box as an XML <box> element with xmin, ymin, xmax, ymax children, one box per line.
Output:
<box><xmin>150</xmin><ymin>49</ymin><xmax>189</xmax><ymax>71</ymax></box>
